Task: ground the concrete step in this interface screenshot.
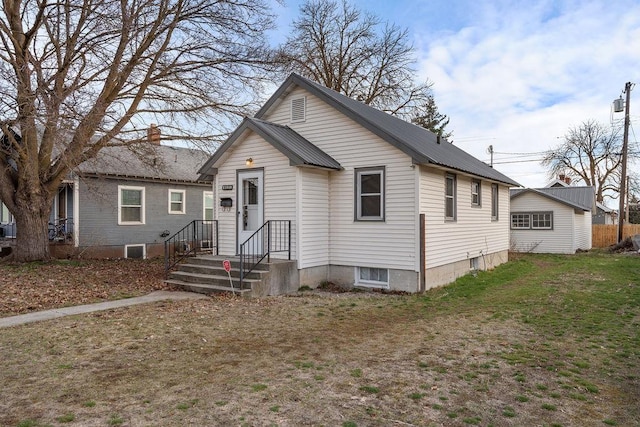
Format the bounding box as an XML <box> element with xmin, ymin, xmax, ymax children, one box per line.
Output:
<box><xmin>177</xmin><ymin>263</ymin><xmax>269</xmax><ymax>280</ymax></box>
<box><xmin>164</xmin><ymin>279</ymin><xmax>251</xmax><ymax>297</ymax></box>
<box><xmin>187</xmin><ymin>255</ymin><xmax>271</xmax><ymax>271</ymax></box>
<box><xmin>167</xmin><ymin>270</ymin><xmax>261</xmax><ymax>290</ymax></box>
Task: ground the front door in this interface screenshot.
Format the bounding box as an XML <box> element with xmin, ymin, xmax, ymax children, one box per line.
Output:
<box><xmin>237</xmin><ymin>169</ymin><xmax>264</xmax><ymax>253</ymax></box>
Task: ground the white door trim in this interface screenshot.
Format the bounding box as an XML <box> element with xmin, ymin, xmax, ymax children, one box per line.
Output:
<box><xmin>237</xmin><ymin>169</ymin><xmax>264</xmax><ymax>253</ymax></box>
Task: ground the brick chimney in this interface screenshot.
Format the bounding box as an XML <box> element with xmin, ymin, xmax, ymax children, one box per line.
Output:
<box><xmin>147</xmin><ymin>124</ymin><xmax>161</xmax><ymax>145</ymax></box>
<box><xmin>558</xmin><ymin>174</ymin><xmax>571</xmax><ymax>185</ymax></box>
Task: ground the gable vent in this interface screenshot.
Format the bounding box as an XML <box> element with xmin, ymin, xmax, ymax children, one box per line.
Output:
<box><xmin>291</xmin><ymin>97</ymin><xmax>306</xmax><ymax>123</ymax></box>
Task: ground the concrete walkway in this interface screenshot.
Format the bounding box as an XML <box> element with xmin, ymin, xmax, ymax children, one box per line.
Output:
<box><xmin>0</xmin><ymin>290</ymin><xmax>208</xmax><ymax>328</ymax></box>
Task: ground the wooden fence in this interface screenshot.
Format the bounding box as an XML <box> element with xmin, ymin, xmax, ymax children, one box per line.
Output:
<box><xmin>592</xmin><ymin>224</ymin><xmax>640</xmax><ymax>248</ymax></box>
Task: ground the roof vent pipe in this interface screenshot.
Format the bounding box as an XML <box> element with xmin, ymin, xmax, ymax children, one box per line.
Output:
<box><xmin>437</xmin><ymin>134</ymin><xmax>441</xmax><ymax>144</ymax></box>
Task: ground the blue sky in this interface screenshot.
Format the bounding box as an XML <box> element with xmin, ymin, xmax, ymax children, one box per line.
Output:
<box><xmin>270</xmin><ymin>0</ymin><xmax>640</xmax><ymax>197</ymax></box>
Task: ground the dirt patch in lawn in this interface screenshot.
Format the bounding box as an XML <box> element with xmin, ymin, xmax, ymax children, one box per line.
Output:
<box><xmin>0</xmin><ymin>293</ymin><xmax>636</xmax><ymax>427</ymax></box>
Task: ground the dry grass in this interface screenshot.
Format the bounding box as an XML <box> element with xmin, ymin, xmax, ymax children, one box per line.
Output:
<box><xmin>0</xmin><ymin>253</ymin><xmax>638</xmax><ymax>426</ymax></box>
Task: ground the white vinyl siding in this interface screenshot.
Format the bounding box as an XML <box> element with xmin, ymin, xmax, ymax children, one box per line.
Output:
<box><xmin>118</xmin><ymin>186</ymin><xmax>145</xmax><ymax>225</ymax></box>
<box><xmin>264</xmin><ymin>86</ymin><xmax>417</xmax><ymax>271</ymax></box>
<box><xmin>213</xmin><ymin>132</ymin><xmax>297</xmax><ymax>259</ymax></box>
<box><xmin>510</xmin><ymin>193</ymin><xmax>587</xmax><ymax>254</ymax></box>
<box><xmin>421</xmin><ymin>168</ymin><xmax>510</xmax><ymax>270</ymax></box>
<box><xmin>298</xmin><ymin>168</ymin><xmax>330</xmax><ymax>268</ymax></box>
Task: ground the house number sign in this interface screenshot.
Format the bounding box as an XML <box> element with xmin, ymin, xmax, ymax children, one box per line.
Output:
<box><xmin>221</xmin><ymin>185</ymin><xmax>233</xmax><ymax>191</ymax></box>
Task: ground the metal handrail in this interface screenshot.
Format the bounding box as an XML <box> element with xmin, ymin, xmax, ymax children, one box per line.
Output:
<box><xmin>239</xmin><ymin>220</ymin><xmax>290</xmax><ymax>289</ymax></box>
<box><xmin>164</xmin><ymin>220</ymin><xmax>218</xmax><ymax>277</ymax></box>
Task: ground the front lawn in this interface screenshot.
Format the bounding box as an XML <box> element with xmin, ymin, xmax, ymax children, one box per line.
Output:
<box><xmin>0</xmin><ymin>252</ymin><xmax>638</xmax><ymax>426</ymax></box>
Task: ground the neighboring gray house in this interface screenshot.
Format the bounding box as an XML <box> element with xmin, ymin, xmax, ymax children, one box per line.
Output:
<box><xmin>510</xmin><ymin>186</ymin><xmax>594</xmax><ymax>254</ymax></box>
<box><xmin>1</xmin><ymin>130</ymin><xmax>212</xmax><ymax>259</ymax></box>
<box><xmin>197</xmin><ymin>73</ymin><xmax>519</xmax><ymax>293</ymax></box>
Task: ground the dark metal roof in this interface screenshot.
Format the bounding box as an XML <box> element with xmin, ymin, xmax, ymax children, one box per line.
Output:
<box><xmin>256</xmin><ymin>73</ymin><xmax>520</xmax><ymax>187</ymax></box>
<box><xmin>198</xmin><ymin>117</ymin><xmax>342</xmax><ymax>176</ymax></box>
<box><xmin>78</xmin><ymin>144</ymin><xmax>212</xmax><ymax>183</ymax></box>
<box><xmin>510</xmin><ymin>186</ymin><xmax>595</xmax><ymax>211</ymax></box>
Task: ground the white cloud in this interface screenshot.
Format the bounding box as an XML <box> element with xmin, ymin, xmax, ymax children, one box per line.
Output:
<box><xmin>415</xmin><ymin>0</ymin><xmax>640</xmax><ymax>188</ymax></box>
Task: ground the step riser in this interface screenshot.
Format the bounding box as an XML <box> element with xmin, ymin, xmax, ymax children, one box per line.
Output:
<box><xmin>177</xmin><ymin>265</ymin><xmax>267</xmax><ymax>279</ymax></box>
<box><xmin>168</xmin><ymin>273</ymin><xmax>258</xmax><ymax>289</ymax></box>
<box><xmin>186</xmin><ymin>257</ymin><xmax>271</xmax><ymax>271</ymax></box>
<box><xmin>166</xmin><ymin>281</ymin><xmax>251</xmax><ymax>298</ymax></box>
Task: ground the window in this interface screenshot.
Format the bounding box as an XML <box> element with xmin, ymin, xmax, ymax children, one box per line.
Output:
<box><xmin>445</xmin><ymin>173</ymin><xmax>456</xmax><ymax>220</ymax></box>
<box><xmin>355</xmin><ymin>168</ymin><xmax>384</xmax><ymax>221</ymax></box>
<box><xmin>511</xmin><ymin>213</ymin><xmax>530</xmax><ymax>229</ymax></box>
<box><xmin>511</xmin><ymin>212</ymin><xmax>553</xmax><ymax>230</ymax></box>
<box><xmin>291</xmin><ymin>96</ymin><xmax>306</xmax><ymax>122</ymax></box>
<box><xmin>357</xmin><ymin>267</ymin><xmax>389</xmax><ymax>288</ymax></box>
<box><xmin>491</xmin><ymin>184</ymin><xmax>499</xmax><ymax>220</ymax></box>
<box><xmin>1</xmin><ymin>202</ymin><xmax>12</xmax><ymax>223</ymax></box>
<box><xmin>168</xmin><ymin>189</ymin><xmax>186</xmax><ymax>214</ymax></box>
<box><xmin>118</xmin><ymin>186</ymin><xmax>145</xmax><ymax>224</ymax></box>
<box><xmin>124</xmin><ymin>244</ymin><xmax>146</xmax><ymax>259</ymax></box>
<box><xmin>471</xmin><ymin>179</ymin><xmax>481</xmax><ymax>206</ymax></box>
<box><xmin>532</xmin><ymin>212</ymin><xmax>552</xmax><ymax>229</ymax></box>
<box><xmin>203</xmin><ymin>191</ymin><xmax>214</xmax><ymax>221</ymax></box>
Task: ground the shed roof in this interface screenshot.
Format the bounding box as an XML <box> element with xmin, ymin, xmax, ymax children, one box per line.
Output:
<box><xmin>510</xmin><ymin>186</ymin><xmax>595</xmax><ymax>211</ymax></box>
<box><xmin>254</xmin><ymin>73</ymin><xmax>519</xmax><ymax>186</ymax></box>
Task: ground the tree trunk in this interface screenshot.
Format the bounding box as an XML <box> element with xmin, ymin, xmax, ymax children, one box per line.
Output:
<box><xmin>12</xmin><ymin>194</ymin><xmax>52</xmax><ymax>262</ymax></box>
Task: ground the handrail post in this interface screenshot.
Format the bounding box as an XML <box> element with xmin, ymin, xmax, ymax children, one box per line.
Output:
<box><xmin>192</xmin><ymin>220</ymin><xmax>197</xmax><ymax>257</ymax></box>
<box><xmin>239</xmin><ymin>244</ymin><xmax>244</xmax><ymax>290</ymax></box>
<box><xmin>288</xmin><ymin>220</ymin><xmax>291</xmax><ymax>260</ymax></box>
<box><xmin>164</xmin><ymin>240</ymin><xmax>169</xmax><ymax>278</ymax></box>
<box><xmin>215</xmin><ymin>220</ymin><xmax>219</xmax><ymax>255</ymax></box>
<box><xmin>267</xmin><ymin>220</ymin><xmax>271</xmax><ymax>263</ymax></box>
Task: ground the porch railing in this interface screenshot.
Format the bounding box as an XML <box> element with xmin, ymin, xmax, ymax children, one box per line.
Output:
<box><xmin>164</xmin><ymin>220</ymin><xmax>218</xmax><ymax>276</ymax></box>
<box><xmin>239</xmin><ymin>220</ymin><xmax>291</xmax><ymax>289</ymax></box>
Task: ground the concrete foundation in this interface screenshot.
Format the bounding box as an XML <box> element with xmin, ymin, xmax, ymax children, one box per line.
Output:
<box><xmin>425</xmin><ymin>249</ymin><xmax>508</xmax><ymax>290</ymax></box>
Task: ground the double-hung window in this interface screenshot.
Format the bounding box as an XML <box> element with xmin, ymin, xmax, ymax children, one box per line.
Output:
<box><xmin>169</xmin><ymin>189</ymin><xmax>186</xmax><ymax>214</ymax></box>
<box><xmin>355</xmin><ymin>167</ymin><xmax>384</xmax><ymax>221</ymax></box>
<box><xmin>471</xmin><ymin>179</ymin><xmax>481</xmax><ymax>206</ymax></box>
<box><xmin>118</xmin><ymin>186</ymin><xmax>145</xmax><ymax>225</ymax></box>
<box><xmin>491</xmin><ymin>184</ymin><xmax>499</xmax><ymax>220</ymax></box>
<box><xmin>445</xmin><ymin>173</ymin><xmax>457</xmax><ymax>220</ymax></box>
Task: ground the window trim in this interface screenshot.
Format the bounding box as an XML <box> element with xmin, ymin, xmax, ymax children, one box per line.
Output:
<box><xmin>118</xmin><ymin>185</ymin><xmax>145</xmax><ymax>225</ymax></box>
<box><xmin>124</xmin><ymin>243</ymin><xmax>146</xmax><ymax>259</ymax></box>
<box><xmin>354</xmin><ymin>167</ymin><xmax>385</xmax><ymax>221</ymax></box>
<box><xmin>445</xmin><ymin>173</ymin><xmax>457</xmax><ymax>221</ymax></box>
<box><xmin>168</xmin><ymin>189</ymin><xmax>186</xmax><ymax>214</ymax></box>
<box><xmin>203</xmin><ymin>191</ymin><xmax>214</xmax><ymax>222</ymax></box>
<box><xmin>471</xmin><ymin>179</ymin><xmax>481</xmax><ymax>207</ymax></box>
<box><xmin>510</xmin><ymin>212</ymin><xmax>553</xmax><ymax>230</ymax></box>
<box><xmin>355</xmin><ymin>266</ymin><xmax>390</xmax><ymax>289</ymax></box>
<box><xmin>491</xmin><ymin>183</ymin><xmax>499</xmax><ymax>221</ymax></box>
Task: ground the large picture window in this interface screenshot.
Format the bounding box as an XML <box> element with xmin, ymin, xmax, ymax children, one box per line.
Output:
<box><xmin>445</xmin><ymin>173</ymin><xmax>456</xmax><ymax>220</ymax></box>
<box><xmin>118</xmin><ymin>186</ymin><xmax>145</xmax><ymax>225</ymax></box>
<box><xmin>355</xmin><ymin>167</ymin><xmax>384</xmax><ymax>221</ymax></box>
<box><xmin>511</xmin><ymin>212</ymin><xmax>553</xmax><ymax>230</ymax></box>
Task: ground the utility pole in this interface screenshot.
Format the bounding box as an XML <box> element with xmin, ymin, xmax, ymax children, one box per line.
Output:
<box><xmin>617</xmin><ymin>82</ymin><xmax>632</xmax><ymax>243</ymax></box>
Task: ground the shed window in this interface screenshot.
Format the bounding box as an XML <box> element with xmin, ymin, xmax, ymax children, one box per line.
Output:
<box><xmin>511</xmin><ymin>212</ymin><xmax>553</xmax><ymax>230</ymax></box>
<box><xmin>118</xmin><ymin>186</ymin><xmax>145</xmax><ymax>225</ymax></box>
<box><xmin>355</xmin><ymin>167</ymin><xmax>384</xmax><ymax>221</ymax></box>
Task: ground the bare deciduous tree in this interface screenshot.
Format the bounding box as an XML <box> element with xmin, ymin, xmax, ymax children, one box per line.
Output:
<box><xmin>0</xmin><ymin>0</ymin><xmax>275</xmax><ymax>262</ymax></box>
<box><xmin>541</xmin><ymin>119</ymin><xmax>623</xmax><ymax>203</ymax></box>
<box><xmin>278</xmin><ymin>0</ymin><xmax>440</xmax><ymax>123</ymax></box>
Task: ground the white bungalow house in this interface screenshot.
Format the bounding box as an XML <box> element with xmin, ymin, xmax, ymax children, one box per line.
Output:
<box><xmin>196</xmin><ymin>73</ymin><xmax>519</xmax><ymax>293</ymax></box>
<box><xmin>510</xmin><ymin>185</ymin><xmax>594</xmax><ymax>254</ymax></box>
